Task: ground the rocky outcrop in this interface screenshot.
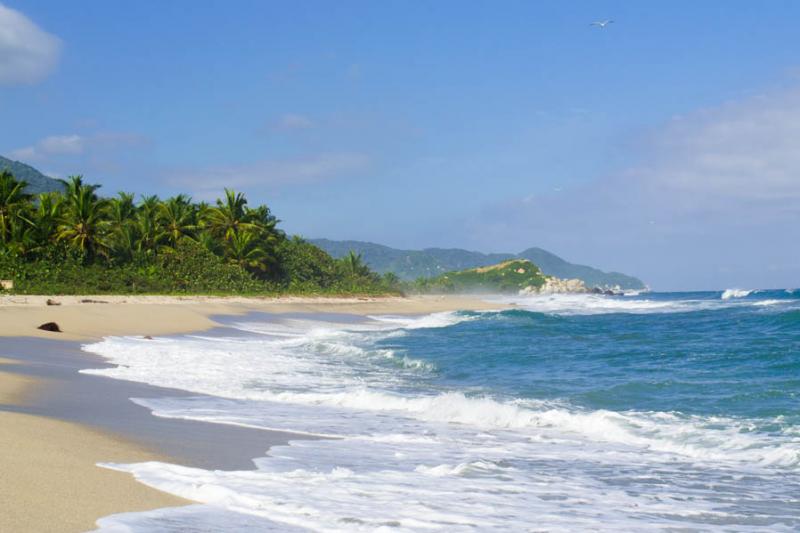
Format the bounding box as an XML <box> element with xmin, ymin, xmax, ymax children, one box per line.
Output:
<box><xmin>520</xmin><ymin>276</ymin><xmax>588</xmax><ymax>295</ymax></box>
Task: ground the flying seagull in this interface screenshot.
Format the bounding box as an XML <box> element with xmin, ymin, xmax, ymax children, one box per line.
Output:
<box><xmin>590</xmin><ymin>20</ymin><xmax>614</xmax><ymax>28</ymax></box>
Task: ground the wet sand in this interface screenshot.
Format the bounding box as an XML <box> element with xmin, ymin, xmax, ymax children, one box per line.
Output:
<box><xmin>0</xmin><ymin>294</ymin><xmax>507</xmax><ymax>341</ymax></box>
<box><xmin>0</xmin><ymin>337</ymin><xmax>311</xmax><ymax>532</ymax></box>
<box><xmin>0</xmin><ymin>295</ymin><xmax>505</xmax><ymax>530</ymax></box>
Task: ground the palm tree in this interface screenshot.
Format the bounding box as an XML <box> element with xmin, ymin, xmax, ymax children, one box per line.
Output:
<box><xmin>56</xmin><ymin>175</ymin><xmax>109</xmax><ymax>260</ymax></box>
<box><xmin>108</xmin><ymin>192</ymin><xmax>136</xmax><ymax>226</ymax></box>
<box><xmin>195</xmin><ymin>229</ymin><xmax>221</xmax><ymax>255</ymax></box>
<box><xmin>225</xmin><ymin>229</ymin><xmax>268</xmax><ymax>272</ymax></box>
<box><xmin>203</xmin><ymin>189</ymin><xmax>257</xmax><ymax>241</ymax></box>
<box><xmin>158</xmin><ymin>194</ymin><xmax>196</xmax><ymax>247</ymax></box>
<box><xmin>134</xmin><ymin>195</ymin><xmax>162</xmax><ymax>254</ymax></box>
<box><xmin>107</xmin><ymin>193</ymin><xmax>138</xmax><ymax>261</ymax></box>
<box><xmin>341</xmin><ymin>250</ymin><xmax>369</xmax><ymax>277</ymax></box>
<box><xmin>0</xmin><ymin>171</ymin><xmax>33</xmax><ymax>245</ymax></box>
<box><xmin>29</xmin><ymin>191</ymin><xmax>63</xmax><ymax>253</ymax></box>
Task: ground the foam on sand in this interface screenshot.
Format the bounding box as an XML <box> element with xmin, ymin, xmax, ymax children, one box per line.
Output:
<box><xmin>85</xmin><ymin>308</ymin><xmax>800</xmax><ymax>531</ymax></box>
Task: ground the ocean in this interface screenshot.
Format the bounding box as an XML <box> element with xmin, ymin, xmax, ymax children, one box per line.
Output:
<box><xmin>85</xmin><ymin>289</ymin><xmax>799</xmax><ymax>531</ymax></box>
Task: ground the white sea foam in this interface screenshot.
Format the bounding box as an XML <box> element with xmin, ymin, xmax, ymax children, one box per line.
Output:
<box><xmin>493</xmin><ymin>290</ymin><xmax>795</xmax><ymax>316</ymax></box>
<box><xmin>86</xmin><ymin>312</ymin><xmax>800</xmax><ymax>531</ymax></box>
<box><xmin>495</xmin><ymin>293</ymin><xmax>706</xmax><ymax>315</ymax></box>
<box><xmin>721</xmin><ymin>288</ymin><xmax>753</xmax><ymax>299</ymax></box>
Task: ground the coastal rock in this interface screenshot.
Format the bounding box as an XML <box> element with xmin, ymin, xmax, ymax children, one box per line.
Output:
<box><xmin>520</xmin><ymin>277</ymin><xmax>588</xmax><ymax>295</ymax></box>
<box><xmin>46</xmin><ymin>299</ymin><xmax>61</xmax><ymax>306</ymax></box>
<box><xmin>37</xmin><ymin>322</ymin><xmax>61</xmax><ymax>332</ymax></box>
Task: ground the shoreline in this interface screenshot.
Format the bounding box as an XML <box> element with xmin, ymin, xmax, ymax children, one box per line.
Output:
<box><xmin>0</xmin><ymin>295</ymin><xmax>507</xmax><ymax>531</ymax></box>
<box><xmin>0</xmin><ymin>294</ymin><xmax>509</xmax><ymax>341</ymax></box>
<box><xmin>0</xmin><ymin>357</ymin><xmax>191</xmax><ymax>532</ymax></box>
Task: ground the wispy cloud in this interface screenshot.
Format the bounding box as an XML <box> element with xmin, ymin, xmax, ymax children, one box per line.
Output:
<box><xmin>9</xmin><ymin>132</ymin><xmax>149</xmax><ymax>162</ymax></box>
<box><xmin>167</xmin><ymin>152</ymin><xmax>370</xmax><ymax>199</ymax></box>
<box><xmin>273</xmin><ymin>113</ymin><xmax>315</xmax><ymax>131</ymax></box>
<box><xmin>0</xmin><ymin>3</ymin><xmax>61</xmax><ymax>85</ymax></box>
<box><xmin>470</xmin><ymin>85</ymin><xmax>800</xmax><ymax>289</ymax></box>
<box><xmin>10</xmin><ymin>134</ymin><xmax>83</xmax><ymax>160</ymax></box>
<box><xmin>631</xmin><ymin>89</ymin><xmax>800</xmax><ymax>206</ymax></box>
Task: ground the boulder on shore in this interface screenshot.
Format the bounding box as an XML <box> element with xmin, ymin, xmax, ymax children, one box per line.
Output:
<box><xmin>520</xmin><ymin>277</ymin><xmax>588</xmax><ymax>295</ymax></box>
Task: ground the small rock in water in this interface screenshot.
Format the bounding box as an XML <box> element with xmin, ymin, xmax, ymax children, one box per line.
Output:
<box><xmin>143</xmin><ymin>335</ymin><xmax>153</xmax><ymax>340</ymax></box>
<box><xmin>38</xmin><ymin>322</ymin><xmax>61</xmax><ymax>332</ymax></box>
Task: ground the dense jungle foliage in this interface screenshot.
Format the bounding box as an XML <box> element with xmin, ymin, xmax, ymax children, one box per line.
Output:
<box><xmin>0</xmin><ymin>171</ymin><xmax>399</xmax><ymax>295</ymax></box>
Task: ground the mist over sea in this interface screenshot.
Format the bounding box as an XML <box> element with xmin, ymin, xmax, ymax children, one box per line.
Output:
<box><xmin>86</xmin><ymin>289</ymin><xmax>800</xmax><ymax>531</ymax></box>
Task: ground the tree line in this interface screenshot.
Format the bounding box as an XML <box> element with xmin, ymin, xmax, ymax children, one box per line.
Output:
<box><xmin>0</xmin><ymin>171</ymin><xmax>395</xmax><ymax>294</ymax></box>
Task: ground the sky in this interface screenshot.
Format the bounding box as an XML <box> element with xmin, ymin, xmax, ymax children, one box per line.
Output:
<box><xmin>1</xmin><ymin>1</ymin><xmax>799</xmax><ymax>290</ymax></box>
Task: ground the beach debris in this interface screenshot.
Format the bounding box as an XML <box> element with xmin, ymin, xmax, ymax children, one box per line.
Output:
<box><xmin>46</xmin><ymin>299</ymin><xmax>61</xmax><ymax>306</ymax></box>
<box><xmin>0</xmin><ymin>280</ymin><xmax>13</xmax><ymax>290</ymax></box>
<box><xmin>80</xmin><ymin>299</ymin><xmax>109</xmax><ymax>304</ymax></box>
<box><xmin>37</xmin><ymin>322</ymin><xmax>62</xmax><ymax>332</ymax></box>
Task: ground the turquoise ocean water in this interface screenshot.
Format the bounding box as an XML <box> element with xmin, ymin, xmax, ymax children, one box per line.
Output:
<box><xmin>86</xmin><ymin>289</ymin><xmax>799</xmax><ymax>531</ymax></box>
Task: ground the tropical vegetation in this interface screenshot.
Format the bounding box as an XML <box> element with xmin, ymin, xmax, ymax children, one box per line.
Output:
<box><xmin>410</xmin><ymin>259</ymin><xmax>547</xmax><ymax>293</ymax></box>
<box><xmin>0</xmin><ymin>171</ymin><xmax>398</xmax><ymax>295</ymax></box>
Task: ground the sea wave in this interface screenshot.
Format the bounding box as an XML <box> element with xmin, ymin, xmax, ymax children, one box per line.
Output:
<box><xmin>495</xmin><ymin>290</ymin><xmax>799</xmax><ymax>316</ymax></box>
<box><xmin>82</xmin><ymin>312</ymin><xmax>800</xmax><ymax>468</ymax></box>
<box><xmin>86</xmin><ymin>308</ymin><xmax>800</xmax><ymax>531</ymax></box>
<box><xmin>721</xmin><ymin>288</ymin><xmax>753</xmax><ymax>300</ymax></box>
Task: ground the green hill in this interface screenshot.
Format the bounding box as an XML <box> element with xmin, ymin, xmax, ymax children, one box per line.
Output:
<box><xmin>310</xmin><ymin>239</ymin><xmax>645</xmax><ymax>290</ymax></box>
<box><xmin>0</xmin><ymin>155</ymin><xmax>64</xmax><ymax>194</ymax></box>
<box><xmin>419</xmin><ymin>259</ymin><xmax>547</xmax><ymax>293</ymax></box>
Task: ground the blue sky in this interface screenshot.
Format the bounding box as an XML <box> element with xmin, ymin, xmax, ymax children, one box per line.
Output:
<box><xmin>2</xmin><ymin>1</ymin><xmax>799</xmax><ymax>290</ymax></box>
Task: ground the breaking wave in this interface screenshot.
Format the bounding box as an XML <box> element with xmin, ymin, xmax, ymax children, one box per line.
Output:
<box><xmin>86</xmin><ymin>292</ymin><xmax>800</xmax><ymax>531</ymax></box>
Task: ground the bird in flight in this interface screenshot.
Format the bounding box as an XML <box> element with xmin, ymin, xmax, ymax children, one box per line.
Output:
<box><xmin>590</xmin><ymin>20</ymin><xmax>614</xmax><ymax>28</ymax></box>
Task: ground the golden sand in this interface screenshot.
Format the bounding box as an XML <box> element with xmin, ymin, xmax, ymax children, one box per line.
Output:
<box><xmin>0</xmin><ymin>294</ymin><xmax>505</xmax><ymax>530</ymax></box>
<box><xmin>0</xmin><ymin>294</ymin><xmax>508</xmax><ymax>341</ymax></box>
<box><xmin>0</xmin><ymin>367</ymin><xmax>190</xmax><ymax>533</ymax></box>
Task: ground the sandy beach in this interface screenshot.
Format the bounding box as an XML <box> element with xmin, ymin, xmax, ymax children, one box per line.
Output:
<box><xmin>0</xmin><ymin>359</ymin><xmax>190</xmax><ymax>532</ymax></box>
<box><xmin>0</xmin><ymin>294</ymin><xmax>506</xmax><ymax>531</ymax></box>
<box><xmin>0</xmin><ymin>294</ymin><xmax>507</xmax><ymax>341</ymax></box>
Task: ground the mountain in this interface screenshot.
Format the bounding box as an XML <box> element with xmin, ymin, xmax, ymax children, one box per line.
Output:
<box><xmin>310</xmin><ymin>238</ymin><xmax>646</xmax><ymax>289</ymax></box>
<box><xmin>0</xmin><ymin>156</ymin><xmax>64</xmax><ymax>194</ymax></box>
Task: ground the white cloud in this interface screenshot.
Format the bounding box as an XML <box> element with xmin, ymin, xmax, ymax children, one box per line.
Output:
<box><xmin>8</xmin><ymin>132</ymin><xmax>150</xmax><ymax>163</ymax></box>
<box><xmin>471</xmin><ymin>85</ymin><xmax>800</xmax><ymax>289</ymax></box>
<box><xmin>10</xmin><ymin>134</ymin><xmax>84</xmax><ymax>160</ymax></box>
<box><xmin>38</xmin><ymin>134</ymin><xmax>84</xmax><ymax>154</ymax></box>
<box><xmin>0</xmin><ymin>4</ymin><xmax>61</xmax><ymax>85</ymax></box>
<box><xmin>7</xmin><ymin>145</ymin><xmax>35</xmax><ymax>160</ymax></box>
<box><xmin>168</xmin><ymin>152</ymin><xmax>370</xmax><ymax>198</ymax></box>
<box><xmin>274</xmin><ymin>113</ymin><xmax>315</xmax><ymax>131</ymax></box>
<box><xmin>631</xmin><ymin>88</ymin><xmax>800</xmax><ymax>205</ymax></box>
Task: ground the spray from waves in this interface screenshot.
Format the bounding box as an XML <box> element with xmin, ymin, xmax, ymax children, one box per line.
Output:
<box><xmin>721</xmin><ymin>288</ymin><xmax>753</xmax><ymax>300</ymax></box>
<box><xmin>495</xmin><ymin>290</ymin><xmax>799</xmax><ymax>316</ymax></box>
<box><xmin>494</xmin><ymin>293</ymin><xmax>707</xmax><ymax>315</ymax></box>
<box><xmin>364</xmin><ymin>311</ymin><xmax>479</xmax><ymax>330</ymax></box>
